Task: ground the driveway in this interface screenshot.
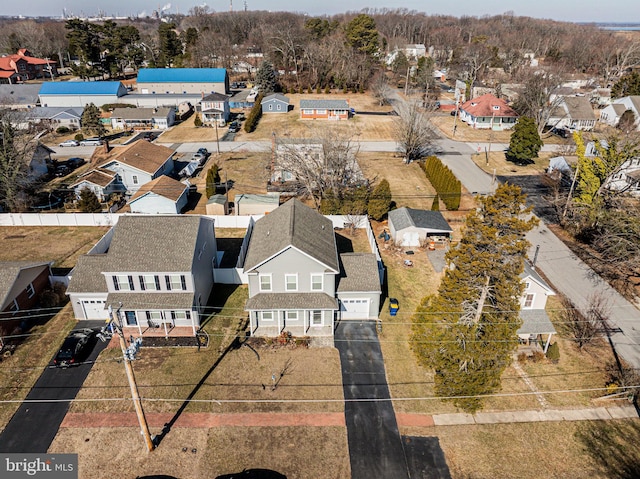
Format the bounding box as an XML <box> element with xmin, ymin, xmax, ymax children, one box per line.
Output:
<box><xmin>335</xmin><ymin>320</ymin><xmax>409</xmax><ymax>478</ymax></box>
<box><xmin>0</xmin><ymin>323</ymin><xmax>109</xmax><ymax>453</ymax></box>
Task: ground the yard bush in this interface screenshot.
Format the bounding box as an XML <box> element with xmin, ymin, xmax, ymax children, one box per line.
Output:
<box><xmin>74</xmin><ymin>133</ymin><xmax>84</xmax><ymax>141</ymax></box>
<box><xmin>194</xmin><ymin>114</ymin><xmax>202</xmax><ymax>127</ymax></box>
<box><xmin>546</xmin><ymin>342</ymin><xmax>560</xmax><ymax>363</ymax></box>
<box><xmin>56</xmin><ymin>126</ymin><xmax>70</xmax><ymax>134</ymax></box>
<box><xmin>419</xmin><ymin>156</ymin><xmax>461</xmax><ymax>210</ymax></box>
<box><xmin>244</xmin><ymin>94</ymin><xmax>264</xmax><ymax>133</ymax></box>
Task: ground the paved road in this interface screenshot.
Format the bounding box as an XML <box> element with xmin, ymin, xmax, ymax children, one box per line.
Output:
<box><xmin>437</xmin><ymin>139</ymin><xmax>640</xmax><ymax>370</ymax></box>
<box><xmin>0</xmin><ymin>324</ymin><xmax>109</xmax><ymax>453</ymax></box>
<box><xmin>335</xmin><ymin>320</ymin><xmax>410</xmax><ymax>479</ymax></box>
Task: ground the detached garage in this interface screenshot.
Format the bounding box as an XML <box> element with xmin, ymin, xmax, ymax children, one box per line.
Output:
<box><xmin>336</xmin><ymin>253</ymin><xmax>381</xmax><ymax>319</ymax></box>
<box><xmin>388</xmin><ymin>207</ymin><xmax>452</xmax><ymax>247</ymax></box>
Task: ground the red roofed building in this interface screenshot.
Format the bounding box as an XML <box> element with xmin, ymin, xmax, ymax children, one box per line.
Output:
<box><xmin>459</xmin><ymin>93</ymin><xmax>518</xmax><ymax>131</ymax></box>
<box><xmin>0</xmin><ymin>49</ymin><xmax>57</xmax><ymax>84</ymax></box>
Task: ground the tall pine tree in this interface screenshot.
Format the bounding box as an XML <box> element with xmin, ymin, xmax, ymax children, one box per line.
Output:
<box><xmin>411</xmin><ymin>184</ymin><xmax>538</xmax><ymax>412</ymax></box>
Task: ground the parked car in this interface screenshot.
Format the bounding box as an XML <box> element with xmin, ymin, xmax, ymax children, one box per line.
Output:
<box><xmin>66</xmin><ymin>157</ymin><xmax>86</xmax><ymax>169</ymax></box>
<box><xmin>197</xmin><ymin>147</ymin><xmax>209</xmax><ymax>157</ymax></box>
<box><xmin>551</xmin><ymin>127</ymin><xmax>570</xmax><ymax>138</ymax></box>
<box><xmin>230</xmin><ymin>82</ymin><xmax>239</xmax><ymax>89</ymax></box>
<box><xmin>53</xmin><ymin>329</ymin><xmax>95</xmax><ymax>367</ymax></box>
<box><xmin>192</xmin><ymin>152</ymin><xmax>207</xmax><ymax>165</ymax></box>
<box><xmin>79</xmin><ymin>138</ymin><xmax>103</xmax><ymax>146</ymax></box>
<box><xmin>58</xmin><ymin>139</ymin><xmax>79</xmax><ymax>147</ymax></box>
<box><xmin>54</xmin><ymin>164</ymin><xmax>70</xmax><ymax>177</ymax></box>
<box><xmin>142</xmin><ymin>131</ymin><xmax>158</xmax><ymax>141</ymax></box>
<box><xmin>228</xmin><ymin>121</ymin><xmax>241</xmax><ymax>133</ymax></box>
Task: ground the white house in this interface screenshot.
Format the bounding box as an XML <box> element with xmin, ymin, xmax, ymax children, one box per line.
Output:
<box><xmin>98</xmin><ymin>140</ymin><xmax>175</xmax><ymax>195</ymax></box>
<box><xmin>603</xmin><ymin>157</ymin><xmax>640</xmax><ymax>196</ymax></box>
<box><xmin>599</xmin><ymin>96</ymin><xmax>640</xmax><ymax>130</ymax></box>
<box><xmin>517</xmin><ymin>262</ymin><xmax>556</xmax><ymax>353</ymax></box>
<box><xmin>388</xmin><ymin>207</ymin><xmax>453</xmax><ymax>247</ymax></box>
<box><xmin>199</xmin><ymin>92</ymin><xmax>230</xmax><ymax>125</ymax></box>
<box><xmin>547</xmin><ymin>96</ymin><xmax>596</xmax><ymax>131</ymax></box>
<box><xmin>70</xmin><ymin>169</ymin><xmax>125</xmax><ymax>202</ymax></box>
<box><xmin>110</xmin><ymin>107</ymin><xmax>175</xmax><ymax>130</ymax></box>
<box><xmin>128</xmin><ymin>176</ymin><xmax>189</xmax><ymax>214</ymax></box>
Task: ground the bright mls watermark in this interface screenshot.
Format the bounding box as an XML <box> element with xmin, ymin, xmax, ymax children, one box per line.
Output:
<box><xmin>1</xmin><ymin>454</ymin><xmax>77</xmax><ymax>478</ymax></box>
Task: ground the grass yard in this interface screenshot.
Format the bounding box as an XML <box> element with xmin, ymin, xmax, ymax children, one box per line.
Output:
<box><xmin>0</xmin><ymin>226</ymin><xmax>109</xmax><ymax>267</ymax></box>
<box><xmin>470</xmin><ymin>150</ymin><xmax>557</xmax><ymax>177</ymax></box>
<box><xmin>71</xmin><ymin>285</ymin><xmax>344</xmax><ymax>416</ymax></box>
<box><xmin>50</xmin><ymin>425</ymin><xmax>351</xmax><ymax>479</ymax></box>
<box><xmin>426</xmin><ymin>419</ymin><xmax>640</xmax><ymax>479</ymax></box>
<box><xmin>0</xmin><ymin>305</ymin><xmax>76</xmax><ymax>432</ymax></box>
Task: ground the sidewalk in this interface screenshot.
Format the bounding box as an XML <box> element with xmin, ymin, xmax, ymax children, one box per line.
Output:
<box><xmin>398</xmin><ymin>405</ymin><xmax>638</xmax><ymax>427</ymax></box>
<box><xmin>60</xmin><ymin>405</ymin><xmax>638</xmax><ymax>430</ymax></box>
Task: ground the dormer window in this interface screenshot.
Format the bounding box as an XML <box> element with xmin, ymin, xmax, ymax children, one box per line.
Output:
<box><xmin>493</xmin><ymin>105</ymin><xmax>500</xmax><ymax>111</ymax></box>
<box><xmin>471</xmin><ymin>102</ymin><xmax>477</xmax><ymax>107</ymax></box>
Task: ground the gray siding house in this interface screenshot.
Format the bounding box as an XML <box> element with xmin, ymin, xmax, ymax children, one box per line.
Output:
<box><xmin>517</xmin><ymin>262</ymin><xmax>557</xmax><ymax>353</ymax></box>
<box><xmin>66</xmin><ymin>215</ymin><xmax>217</xmax><ymax>337</ymax></box>
<box><xmin>262</xmin><ymin>93</ymin><xmax>290</xmax><ymax>114</ymax></box>
<box><xmin>242</xmin><ymin>199</ymin><xmax>381</xmax><ymax>339</ymax></box>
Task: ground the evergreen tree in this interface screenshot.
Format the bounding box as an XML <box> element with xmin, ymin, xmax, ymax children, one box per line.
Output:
<box><xmin>345</xmin><ymin>14</ymin><xmax>379</xmax><ymax>57</ymax></box>
<box><xmin>368</xmin><ymin>179</ymin><xmax>392</xmax><ymax>220</ymax></box>
<box><xmin>205</xmin><ymin>164</ymin><xmax>220</xmax><ymax>198</ymax></box>
<box><xmin>391</xmin><ymin>51</ymin><xmax>409</xmax><ymax>75</ymax></box>
<box><xmin>81</xmin><ymin>103</ymin><xmax>106</xmax><ymax>138</ymax></box>
<box><xmin>194</xmin><ymin>114</ymin><xmax>202</xmax><ymax>127</ymax></box>
<box><xmin>431</xmin><ymin>195</ymin><xmax>440</xmax><ymax>211</ymax></box>
<box><xmin>411</xmin><ymin>184</ymin><xmax>538</xmax><ymax>413</ymax></box>
<box><xmin>157</xmin><ymin>22</ymin><xmax>183</xmax><ymax>67</ymax></box>
<box><xmin>77</xmin><ymin>188</ymin><xmax>102</xmax><ymax>212</ymax></box>
<box><xmin>506</xmin><ymin>116</ymin><xmax>542</xmax><ymax>165</ymax></box>
<box><xmin>255</xmin><ymin>60</ymin><xmax>278</xmax><ymax>95</ymax></box>
<box><xmin>611</xmin><ymin>71</ymin><xmax>640</xmax><ymax>98</ymax></box>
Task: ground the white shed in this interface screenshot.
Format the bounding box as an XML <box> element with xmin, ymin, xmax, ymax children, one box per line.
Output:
<box><xmin>128</xmin><ymin>176</ymin><xmax>189</xmax><ymax>214</ymax></box>
<box><xmin>388</xmin><ymin>207</ymin><xmax>452</xmax><ymax>247</ymax></box>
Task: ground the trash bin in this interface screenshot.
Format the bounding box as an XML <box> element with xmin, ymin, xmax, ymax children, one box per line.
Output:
<box><xmin>389</xmin><ymin>298</ymin><xmax>399</xmax><ymax>316</ymax></box>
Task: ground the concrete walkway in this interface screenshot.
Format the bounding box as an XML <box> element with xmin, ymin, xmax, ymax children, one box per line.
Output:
<box><xmin>398</xmin><ymin>405</ymin><xmax>638</xmax><ymax>427</ymax></box>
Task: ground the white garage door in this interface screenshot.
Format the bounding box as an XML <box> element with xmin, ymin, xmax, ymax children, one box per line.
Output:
<box><xmin>81</xmin><ymin>299</ymin><xmax>109</xmax><ymax>320</ymax></box>
<box><xmin>401</xmin><ymin>232</ymin><xmax>420</xmax><ymax>247</ymax></box>
<box><xmin>340</xmin><ymin>298</ymin><xmax>370</xmax><ymax>319</ymax></box>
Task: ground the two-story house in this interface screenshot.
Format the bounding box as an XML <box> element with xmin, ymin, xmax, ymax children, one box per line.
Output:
<box><xmin>517</xmin><ymin>262</ymin><xmax>557</xmax><ymax>353</ymax></box>
<box><xmin>199</xmin><ymin>92</ymin><xmax>230</xmax><ymax>125</ymax></box>
<box><xmin>242</xmin><ymin>199</ymin><xmax>380</xmax><ymax>339</ymax></box>
<box><xmin>66</xmin><ymin>215</ymin><xmax>217</xmax><ymax>337</ymax></box>
<box><xmin>98</xmin><ymin>140</ymin><xmax>175</xmax><ymax>195</ymax></box>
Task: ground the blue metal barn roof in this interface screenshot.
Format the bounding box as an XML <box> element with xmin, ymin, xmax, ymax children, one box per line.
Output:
<box><xmin>39</xmin><ymin>81</ymin><xmax>125</xmax><ymax>96</ymax></box>
<box><xmin>137</xmin><ymin>68</ymin><xmax>227</xmax><ymax>83</ymax></box>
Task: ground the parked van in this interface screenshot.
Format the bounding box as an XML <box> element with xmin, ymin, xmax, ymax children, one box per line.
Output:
<box><xmin>80</xmin><ymin>138</ymin><xmax>103</xmax><ymax>146</ymax></box>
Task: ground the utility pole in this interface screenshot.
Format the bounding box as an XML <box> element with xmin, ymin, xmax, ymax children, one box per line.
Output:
<box><xmin>108</xmin><ymin>305</ymin><xmax>155</xmax><ymax>451</ymax></box>
<box><xmin>404</xmin><ymin>66</ymin><xmax>410</xmax><ymax>96</ymax></box>
<box><xmin>214</xmin><ymin>118</ymin><xmax>220</xmax><ymax>155</ymax></box>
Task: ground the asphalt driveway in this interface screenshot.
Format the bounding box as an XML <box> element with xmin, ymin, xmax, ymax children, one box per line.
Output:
<box><xmin>0</xmin><ymin>323</ymin><xmax>109</xmax><ymax>453</ymax></box>
<box><xmin>335</xmin><ymin>320</ymin><xmax>410</xmax><ymax>479</ymax></box>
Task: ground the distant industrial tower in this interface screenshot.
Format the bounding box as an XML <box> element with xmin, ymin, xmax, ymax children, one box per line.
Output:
<box><xmin>244</xmin><ymin>0</ymin><xmax>248</xmax><ymax>11</ymax></box>
<box><xmin>229</xmin><ymin>0</ymin><xmax>233</xmax><ymax>12</ymax></box>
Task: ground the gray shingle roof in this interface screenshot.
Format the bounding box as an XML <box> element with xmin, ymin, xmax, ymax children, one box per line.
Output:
<box><xmin>105</xmin><ymin>215</ymin><xmax>207</xmax><ymax>271</ymax></box>
<box><xmin>337</xmin><ymin>253</ymin><xmax>381</xmax><ymax>293</ymax></box>
<box><xmin>110</xmin><ymin>107</ymin><xmax>172</xmax><ymax>120</ymax></box>
<box><xmin>0</xmin><ymin>84</ymin><xmax>41</xmax><ymax>105</ymax></box>
<box><xmin>0</xmin><ymin>261</ymin><xmax>50</xmax><ymax>309</ymax></box>
<box><xmin>521</xmin><ymin>262</ymin><xmax>554</xmax><ymax>294</ymax></box>
<box><xmin>243</xmin><ymin>199</ymin><xmax>339</xmax><ymax>272</ymax></box>
<box><xmin>201</xmin><ymin>92</ymin><xmax>229</xmax><ymax>102</ymax></box>
<box><xmin>66</xmin><ymin>255</ymin><xmax>111</xmax><ymax>293</ymax></box>
<box><xmin>263</xmin><ymin>93</ymin><xmax>289</xmax><ymax>103</ymax></box>
<box><xmin>245</xmin><ymin>292</ymin><xmax>338</xmax><ymax>310</ymax></box>
<box><xmin>300</xmin><ymin>99</ymin><xmax>349</xmax><ymax>110</ymax></box>
<box><xmin>518</xmin><ymin>309</ymin><xmax>556</xmax><ymax>335</ymax></box>
<box><xmin>388</xmin><ymin>207</ymin><xmax>452</xmax><ymax>232</ymax></box>
<box><xmin>106</xmin><ymin>292</ymin><xmax>195</xmax><ymax>309</ymax></box>
<box><xmin>562</xmin><ymin>97</ymin><xmax>595</xmax><ymax>120</ymax></box>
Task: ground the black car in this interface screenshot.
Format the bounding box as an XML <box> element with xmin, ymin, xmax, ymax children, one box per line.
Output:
<box><xmin>228</xmin><ymin>121</ymin><xmax>241</xmax><ymax>133</ymax></box>
<box><xmin>197</xmin><ymin>147</ymin><xmax>209</xmax><ymax>157</ymax></box>
<box><xmin>66</xmin><ymin>157</ymin><xmax>86</xmax><ymax>169</ymax></box>
<box><xmin>53</xmin><ymin>329</ymin><xmax>95</xmax><ymax>367</ymax></box>
<box><xmin>54</xmin><ymin>164</ymin><xmax>70</xmax><ymax>177</ymax></box>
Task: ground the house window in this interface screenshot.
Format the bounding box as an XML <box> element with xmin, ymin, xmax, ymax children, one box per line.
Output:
<box><xmin>524</xmin><ymin>282</ymin><xmax>530</xmax><ymax>291</ymax></box>
<box><xmin>165</xmin><ymin>275</ymin><xmax>187</xmax><ymax>291</ymax></box>
<box><xmin>286</xmin><ymin>311</ymin><xmax>298</xmax><ymax>321</ymax></box>
<box><xmin>277</xmin><ymin>104</ymin><xmax>281</xmax><ymax>111</ymax></box>
<box><xmin>523</xmin><ymin>293</ymin><xmax>535</xmax><ymax>308</ymax></box>
<box><xmin>311</xmin><ymin>310</ymin><xmax>323</xmax><ymax>326</ymax></box>
<box><xmin>139</xmin><ymin>275</ymin><xmax>160</xmax><ymax>291</ymax></box>
<box><xmin>113</xmin><ymin>275</ymin><xmax>134</xmax><ymax>291</ymax></box>
<box><xmin>269</xmin><ymin>104</ymin><xmax>273</xmax><ymax>111</ymax></box>
<box><xmin>171</xmin><ymin>311</ymin><xmax>188</xmax><ymax>321</ymax></box>
<box><xmin>132</xmin><ymin>175</ymin><xmax>139</xmax><ymax>185</ymax></box>
<box><xmin>9</xmin><ymin>300</ymin><xmax>19</xmax><ymax>313</ymax></box>
<box><xmin>26</xmin><ymin>283</ymin><xmax>35</xmax><ymax>299</ymax></box>
<box><xmin>261</xmin><ymin>311</ymin><xmax>274</xmax><ymax>321</ymax></box>
<box><xmin>316</xmin><ymin>109</ymin><xmax>327</xmax><ymax>114</ymax></box>
<box><xmin>146</xmin><ymin>311</ymin><xmax>162</xmax><ymax>326</ymax></box>
<box><xmin>311</xmin><ymin>274</ymin><xmax>323</xmax><ymax>291</ymax></box>
<box><xmin>259</xmin><ymin>274</ymin><xmax>272</xmax><ymax>292</ymax></box>
<box><xmin>123</xmin><ymin>311</ymin><xmax>137</xmax><ymax>326</ymax></box>
<box><xmin>285</xmin><ymin>274</ymin><xmax>298</xmax><ymax>291</ymax></box>
<box><xmin>302</xmin><ymin>109</ymin><xmax>314</xmax><ymax>115</ymax></box>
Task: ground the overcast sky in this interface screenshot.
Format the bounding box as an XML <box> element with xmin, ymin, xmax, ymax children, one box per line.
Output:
<box><xmin>5</xmin><ymin>0</ymin><xmax>640</xmax><ymax>24</ymax></box>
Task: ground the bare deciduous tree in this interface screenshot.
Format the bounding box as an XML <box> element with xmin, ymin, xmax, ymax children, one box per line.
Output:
<box><xmin>559</xmin><ymin>293</ymin><xmax>612</xmax><ymax>350</ymax></box>
<box><xmin>393</xmin><ymin>98</ymin><xmax>437</xmax><ymax>163</ymax></box>
<box><xmin>275</xmin><ymin>126</ymin><xmax>363</xmax><ymax>209</ymax></box>
<box><xmin>513</xmin><ymin>68</ymin><xmax>566</xmax><ymax>135</ymax></box>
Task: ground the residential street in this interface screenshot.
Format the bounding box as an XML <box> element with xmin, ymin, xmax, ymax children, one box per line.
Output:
<box><xmin>0</xmin><ymin>324</ymin><xmax>108</xmax><ymax>453</ymax></box>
